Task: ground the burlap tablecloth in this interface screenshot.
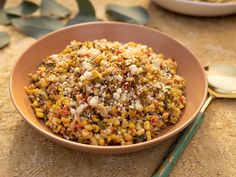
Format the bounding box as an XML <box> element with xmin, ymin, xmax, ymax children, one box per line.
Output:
<box><xmin>1</xmin><ymin>0</ymin><xmax>236</xmax><ymax>176</ymax></box>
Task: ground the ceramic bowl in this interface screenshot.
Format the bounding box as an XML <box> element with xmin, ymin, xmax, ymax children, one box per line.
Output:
<box><xmin>10</xmin><ymin>22</ymin><xmax>207</xmax><ymax>154</ymax></box>
<box><xmin>153</xmin><ymin>0</ymin><xmax>236</xmax><ymax>17</ymax></box>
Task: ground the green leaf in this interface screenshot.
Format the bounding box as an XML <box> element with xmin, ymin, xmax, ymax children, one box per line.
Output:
<box><xmin>5</xmin><ymin>1</ymin><xmax>38</xmax><ymax>16</ymax></box>
<box><xmin>76</xmin><ymin>0</ymin><xmax>95</xmax><ymax>17</ymax></box>
<box><xmin>0</xmin><ymin>32</ymin><xmax>10</xmax><ymax>49</ymax></box>
<box><xmin>0</xmin><ymin>9</ymin><xmax>10</xmax><ymax>25</ymax></box>
<box><xmin>106</xmin><ymin>4</ymin><xmax>149</xmax><ymax>25</ymax></box>
<box><xmin>40</xmin><ymin>0</ymin><xmax>70</xmax><ymax>19</ymax></box>
<box><xmin>67</xmin><ymin>0</ymin><xmax>97</xmax><ymax>25</ymax></box>
<box><xmin>11</xmin><ymin>17</ymin><xmax>64</xmax><ymax>38</ymax></box>
<box><xmin>67</xmin><ymin>16</ymin><xmax>98</xmax><ymax>26</ymax></box>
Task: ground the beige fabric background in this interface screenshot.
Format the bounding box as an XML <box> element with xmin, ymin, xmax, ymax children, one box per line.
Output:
<box><xmin>1</xmin><ymin>0</ymin><xmax>236</xmax><ymax>177</ymax></box>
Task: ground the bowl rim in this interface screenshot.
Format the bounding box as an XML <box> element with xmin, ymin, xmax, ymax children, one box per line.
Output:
<box><xmin>9</xmin><ymin>21</ymin><xmax>208</xmax><ymax>152</ymax></box>
<box><xmin>168</xmin><ymin>0</ymin><xmax>236</xmax><ymax>6</ymax></box>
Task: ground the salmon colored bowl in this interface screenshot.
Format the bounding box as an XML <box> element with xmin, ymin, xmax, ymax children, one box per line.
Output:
<box><xmin>10</xmin><ymin>22</ymin><xmax>207</xmax><ymax>154</ymax></box>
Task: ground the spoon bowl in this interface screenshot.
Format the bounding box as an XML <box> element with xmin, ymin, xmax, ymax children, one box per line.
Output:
<box><xmin>206</xmin><ymin>64</ymin><xmax>236</xmax><ymax>98</ymax></box>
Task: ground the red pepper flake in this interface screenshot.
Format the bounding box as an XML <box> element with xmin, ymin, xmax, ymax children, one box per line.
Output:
<box><xmin>145</xmin><ymin>50</ymin><xmax>152</xmax><ymax>57</ymax></box>
<box><xmin>75</xmin><ymin>123</ymin><xmax>82</xmax><ymax>129</ymax></box>
<box><xmin>62</xmin><ymin>107</ymin><xmax>69</xmax><ymax>116</ymax></box>
<box><xmin>123</xmin><ymin>82</ymin><xmax>130</xmax><ymax>90</ymax></box>
<box><xmin>54</xmin><ymin>113</ymin><xmax>61</xmax><ymax>118</ymax></box>
<box><xmin>151</xmin><ymin>117</ymin><xmax>157</xmax><ymax>125</ymax></box>
<box><xmin>116</xmin><ymin>50</ymin><xmax>122</xmax><ymax>55</ymax></box>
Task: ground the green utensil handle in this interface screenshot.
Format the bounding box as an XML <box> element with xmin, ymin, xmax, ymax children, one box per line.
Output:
<box><xmin>152</xmin><ymin>112</ymin><xmax>205</xmax><ymax>177</ymax></box>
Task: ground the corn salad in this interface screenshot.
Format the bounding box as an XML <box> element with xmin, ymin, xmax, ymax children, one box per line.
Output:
<box><xmin>25</xmin><ymin>39</ymin><xmax>186</xmax><ymax>146</ymax></box>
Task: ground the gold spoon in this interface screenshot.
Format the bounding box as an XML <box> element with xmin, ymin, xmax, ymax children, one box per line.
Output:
<box><xmin>153</xmin><ymin>64</ymin><xmax>236</xmax><ymax>177</ymax></box>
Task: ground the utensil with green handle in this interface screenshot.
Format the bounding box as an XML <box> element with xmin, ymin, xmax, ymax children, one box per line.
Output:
<box><xmin>152</xmin><ymin>64</ymin><xmax>236</xmax><ymax>177</ymax></box>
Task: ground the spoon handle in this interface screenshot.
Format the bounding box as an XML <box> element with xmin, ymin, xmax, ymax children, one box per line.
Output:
<box><xmin>152</xmin><ymin>112</ymin><xmax>205</xmax><ymax>177</ymax></box>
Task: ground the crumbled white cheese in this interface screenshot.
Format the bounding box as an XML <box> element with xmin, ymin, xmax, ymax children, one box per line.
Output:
<box><xmin>50</xmin><ymin>54</ymin><xmax>58</xmax><ymax>60</ymax></box>
<box><xmin>116</xmin><ymin>88</ymin><xmax>122</xmax><ymax>94</ymax></box>
<box><xmin>125</xmin><ymin>59</ymin><xmax>133</xmax><ymax>66</ymax></box>
<box><xmin>80</xmin><ymin>71</ymin><xmax>92</xmax><ymax>81</ymax></box>
<box><xmin>135</xmin><ymin>101</ymin><xmax>143</xmax><ymax>112</ymax></box>
<box><xmin>114</xmin><ymin>75</ymin><xmax>123</xmax><ymax>82</ymax></box>
<box><xmin>89</xmin><ymin>48</ymin><xmax>100</xmax><ymax>57</ymax></box>
<box><xmin>82</xmin><ymin>61</ymin><xmax>92</xmax><ymax>71</ymax></box>
<box><xmin>129</xmin><ymin>64</ymin><xmax>138</xmax><ymax>75</ymax></box>
<box><xmin>95</xmin><ymin>83</ymin><xmax>101</xmax><ymax>88</ymax></box>
<box><xmin>70</xmin><ymin>108</ymin><xmax>76</xmax><ymax>115</ymax></box>
<box><xmin>76</xmin><ymin>103</ymin><xmax>88</xmax><ymax>114</ymax></box>
<box><xmin>89</xmin><ymin>96</ymin><xmax>99</xmax><ymax>107</ymax></box>
<box><xmin>113</xmin><ymin>92</ymin><xmax>120</xmax><ymax>100</ymax></box>
<box><xmin>153</xmin><ymin>58</ymin><xmax>160</xmax><ymax>68</ymax></box>
<box><xmin>74</xmin><ymin>67</ymin><xmax>80</xmax><ymax>73</ymax></box>
<box><xmin>48</xmin><ymin>74</ymin><xmax>57</xmax><ymax>82</ymax></box>
<box><xmin>77</xmin><ymin>48</ymin><xmax>87</xmax><ymax>55</ymax></box>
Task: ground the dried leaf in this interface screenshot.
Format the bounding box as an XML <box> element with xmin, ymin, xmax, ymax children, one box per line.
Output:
<box><xmin>67</xmin><ymin>0</ymin><xmax>97</xmax><ymax>25</ymax></box>
<box><xmin>40</xmin><ymin>0</ymin><xmax>70</xmax><ymax>19</ymax></box>
<box><xmin>0</xmin><ymin>32</ymin><xmax>10</xmax><ymax>49</ymax></box>
<box><xmin>0</xmin><ymin>9</ymin><xmax>10</xmax><ymax>25</ymax></box>
<box><xmin>106</xmin><ymin>4</ymin><xmax>149</xmax><ymax>25</ymax></box>
<box><xmin>11</xmin><ymin>17</ymin><xmax>64</xmax><ymax>38</ymax></box>
<box><xmin>5</xmin><ymin>1</ymin><xmax>38</xmax><ymax>16</ymax></box>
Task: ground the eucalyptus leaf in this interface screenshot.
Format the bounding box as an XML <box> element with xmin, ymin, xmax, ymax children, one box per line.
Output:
<box><xmin>76</xmin><ymin>0</ymin><xmax>95</xmax><ymax>17</ymax></box>
<box><xmin>0</xmin><ymin>9</ymin><xmax>10</xmax><ymax>25</ymax></box>
<box><xmin>0</xmin><ymin>32</ymin><xmax>10</xmax><ymax>49</ymax></box>
<box><xmin>11</xmin><ymin>17</ymin><xmax>64</xmax><ymax>38</ymax></box>
<box><xmin>41</xmin><ymin>0</ymin><xmax>70</xmax><ymax>19</ymax></box>
<box><xmin>106</xmin><ymin>4</ymin><xmax>149</xmax><ymax>25</ymax></box>
<box><xmin>67</xmin><ymin>0</ymin><xmax>97</xmax><ymax>25</ymax></box>
<box><xmin>67</xmin><ymin>16</ymin><xmax>98</xmax><ymax>26</ymax></box>
<box><xmin>5</xmin><ymin>1</ymin><xmax>38</xmax><ymax>16</ymax></box>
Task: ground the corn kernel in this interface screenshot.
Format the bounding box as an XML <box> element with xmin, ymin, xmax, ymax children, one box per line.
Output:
<box><xmin>131</xmin><ymin>129</ymin><xmax>137</xmax><ymax>136</ymax></box>
<box><xmin>171</xmin><ymin>88</ymin><xmax>180</xmax><ymax>97</ymax></box>
<box><xmin>61</xmin><ymin>117</ymin><xmax>70</xmax><ymax>123</ymax></box>
<box><xmin>92</xmin><ymin>115</ymin><xmax>100</xmax><ymax>122</ymax></box>
<box><xmin>159</xmin><ymin>106</ymin><xmax>164</xmax><ymax>113</ymax></box>
<box><xmin>54</xmin><ymin>125</ymin><xmax>62</xmax><ymax>133</ymax></box>
<box><xmin>162</xmin><ymin>112</ymin><xmax>169</xmax><ymax>119</ymax></box>
<box><xmin>90</xmin><ymin>137</ymin><xmax>98</xmax><ymax>145</ymax></box>
<box><xmin>124</xmin><ymin>133</ymin><xmax>133</xmax><ymax>141</ymax></box>
<box><xmin>137</xmin><ymin>128</ymin><xmax>145</xmax><ymax>136</ymax></box>
<box><xmin>92</xmin><ymin>69</ymin><xmax>103</xmax><ymax>79</ymax></box>
<box><xmin>173</xmin><ymin>108</ymin><xmax>181</xmax><ymax>117</ymax></box>
<box><xmin>98</xmin><ymin>138</ymin><xmax>105</xmax><ymax>145</ymax></box>
<box><xmin>128</xmin><ymin>122</ymin><xmax>135</xmax><ymax>129</ymax></box>
<box><xmin>113</xmin><ymin>119</ymin><xmax>120</xmax><ymax>126</ymax></box>
<box><xmin>144</xmin><ymin>121</ymin><xmax>151</xmax><ymax>131</ymax></box>
<box><xmin>110</xmin><ymin>106</ymin><xmax>117</xmax><ymax>116</ymax></box>
<box><xmin>32</xmin><ymin>101</ymin><xmax>39</xmax><ymax>107</ymax></box>
<box><xmin>170</xmin><ymin>117</ymin><xmax>178</xmax><ymax>124</ymax></box>
<box><xmin>144</xmin><ymin>104</ymin><xmax>155</xmax><ymax>113</ymax></box>
<box><xmin>35</xmin><ymin>108</ymin><xmax>43</xmax><ymax>113</ymax></box>
<box><xmin>94</xmin><ymin>56</ymin><xmax>103</xmax><ymax>64</ymax></box>
<box><xmin>121</xmin><ymin>111</ymin><xmax>127</xmax><ymax>119</ymax></box>
<box><xmin>85</xmin><ymin>124</ymin><xmax>93</xmax><ymax>131</ymax></box>
<box><xmin>121</xmin><ymin>119</ymin><xmax>128</xmax><ymax>128</ymax></box>
<box><xmin>63</xmin><ymin>122</ymin><xmax>70</xmax><ymax>127</ymax></box>
<box><xmin>146</xmin><ymin>131</ymin><xmax>152</xmax><ymax>140</ymax></box>
<box><xmin>82</xmin><ymin>129</ymin><xmax>90</xmax><ymax>139</ymax></box>
<box><xmin>36</xmin><ymin>111</ymin><xmax>44</xmax><ymax>118</ymax></box>
<box><xmin>92</xmin><ymin>124</ymin><xmax>100</xmax><ymax>133</ymax></box>
<box><xmin>80</xmin><ymin>120</ymin><xmax>88</xmax><ymax>126</ymax></box>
